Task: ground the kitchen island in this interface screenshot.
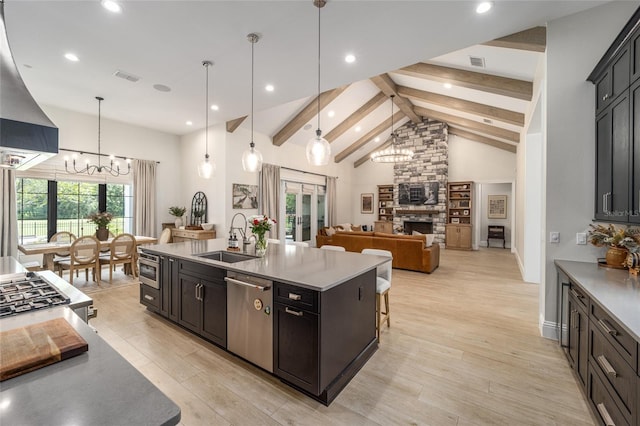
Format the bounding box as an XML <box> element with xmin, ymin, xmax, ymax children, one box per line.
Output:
<box><xmin>140</xmin><ymin>239</ymin><xmax>387</xmax><ymax>405</ymax></box>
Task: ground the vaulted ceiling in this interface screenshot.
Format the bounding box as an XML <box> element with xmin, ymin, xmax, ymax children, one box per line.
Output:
<box><xmin>4</xmin><ymin>1</ymin><xmax>605</xmax><ymax>165</ymax></box>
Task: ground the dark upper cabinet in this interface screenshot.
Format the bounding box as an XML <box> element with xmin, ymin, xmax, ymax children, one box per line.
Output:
<box><xmin>596</xmin><ymin>45</ymin><xmax>630</xmax><ymax>116</ymax></box>
<box><xmin>595</xmin><ymin>90</ymin><xmax>630</xmax><ymax>221</ymax></box>
<box><xmin>630</xmin><ymin>79</ymin><xmax>640</xmax><ymax>222</ymax></box>
<box><xmin>631</xmin><ymin>26</ymin><xmax>640</xmax><ymax>83</ymax></box>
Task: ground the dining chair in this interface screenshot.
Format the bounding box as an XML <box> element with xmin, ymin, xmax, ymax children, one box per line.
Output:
<box><xmin>56</xmin><ymin>236</ymin><xmax>100</xmax><ymax>286</ymax></box>
<box><xmin>50</xmin><ymin>231</ymin><xmax>77</xmax><ymax>273</ymax></box>
<box><xmin>361</xmin><ymin>248</ymin><xmax>392</xmax><ymax>341</ymax></box>
<box><xmin>320</xmin><ymin>245</ymin><xmax>346</xmax><ymax>251</ymax></box>
<box><xmin>158</xmin><ymin>228</ymin><xmax>172</xmax><ymax>244</ymax></box>
<box><xmin>99</xmin><ymin>233</ymin><xmax>137</xmax><ymax>282</ymax></box>
<box><xmin>289</xmin><ymin>241</ymin><xmax>309</xmax><ymax>247</ymax></box>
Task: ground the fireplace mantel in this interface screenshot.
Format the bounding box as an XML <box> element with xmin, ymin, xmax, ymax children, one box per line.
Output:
<box><xmin>395</xmin><ymin>209</ymin><xmax>440</xmax><ymax>215</ymax></box>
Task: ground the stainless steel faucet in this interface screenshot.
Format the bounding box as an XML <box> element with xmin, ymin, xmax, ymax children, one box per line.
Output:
<box><xmin>229</xmin><ymin>212</ymin><xmax>248</xmax><ymax>242</ymax></box>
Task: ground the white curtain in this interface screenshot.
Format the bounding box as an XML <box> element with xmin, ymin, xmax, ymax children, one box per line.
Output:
<box><xmin>259</xmin><ymin>163</ymin><xmax>280</xmax><ymax>236</ymax></box>
<box><xmin>1</xmin><ymin>169</ymin><xmax>18</xmax><ymax>257</ymax></box>
<box><xmin>326</xmin><ymin>176</ymin><xmax>337</xmax><ymax>226</ymax></box>
<box><xmin>133</xmin><ymin>159</ymin><xmax>157</xmax><ymax>237</ymax></box>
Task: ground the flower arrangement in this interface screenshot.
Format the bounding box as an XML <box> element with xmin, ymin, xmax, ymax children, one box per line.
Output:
<box><xmin>587</xmin><ymin>224</ymin><xmax>640</xmax><ymax>252</ymax></box>
<box><xmin>169</xmin><ymin>206</ymin><xmax>187</xmax><ymax>217</ymax></box>
<box><xmin>87</xmin><ymin>211</ymin><xmax>113</xmax><ymax>228</ymax></box>
<box><xmin>248</xmin><ymin>215</ymin><xmax>277</xmax><ymax>238</ymax></box>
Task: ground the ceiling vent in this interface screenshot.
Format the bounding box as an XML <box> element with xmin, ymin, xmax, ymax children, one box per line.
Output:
<box><xmin>114</xmin><ymin>70</ymin><xmax>140</xmax><ymax>82</ymax></box>
<box><xmin>469</xmin><ymin>56</ymin><xmax>486</xmax><ymax>68</ymax></box>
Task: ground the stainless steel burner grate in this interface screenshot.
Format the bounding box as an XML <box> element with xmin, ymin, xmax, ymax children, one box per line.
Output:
<box><xmin>0</xmin><ymin>272</ymin><xmax>70</xmax><ymax>317</ymax></box>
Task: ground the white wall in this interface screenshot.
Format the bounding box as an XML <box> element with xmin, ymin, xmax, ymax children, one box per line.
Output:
<box><xmin>23</xmin><ymin>104</ymin><xmax>182</xmax><ymax>237</ymax></box>
<box><xmin>478</xmin><ymin>182</ymin><xmax>512</xmax><ymax>247</ymax></box>
<box><xmin>448</xmin><ymin>135</ymin><xmax>517</xmax><ymax>182</ymax></box>
<box><xmin>351</xmin><ymin>160</ymin><xmax>394</xmax><ymax>230</ymax></box>
<box><xmin>543</xmin><ymin>1</ymin><xmax>638</xmax><ymax>339</ymax></box>
<box><xmin>180</xmin><ymin>124</ymin><xmax>354</xmax><ymax>241</ymax></box>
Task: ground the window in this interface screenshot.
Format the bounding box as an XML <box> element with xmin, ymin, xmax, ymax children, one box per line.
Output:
<box><xmin>16</xmin><ymin>178</ymin><xmax>49</xmax><ymax>245</ymax></box>
<box><xmin>15</xmin><ymin>178</ymin><xmax>134</xmax><ymax>245</ymax></box>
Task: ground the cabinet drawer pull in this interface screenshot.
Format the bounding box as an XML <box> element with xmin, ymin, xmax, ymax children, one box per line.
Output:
<box><xmin>598</xmin><ymin>318</ymin><xmax>618</xmax><ymax>336</ymax></box>
<box><xmin>596</xmin><ymin>403</ymin><xmax>615</xmax><ymax>426</ymax></box>
<box><xmin>602</xmin><ymin>93</ymin><xmax>610</xmax><ymax>101</ymax></box>
<box><xmin>144</xmin><ymin>294</ymin><xmax>155</xmax><ymax>301</ymax></box>
<box><xmin>596</xmin><ymin>355</ymin><xmax>618</xmax><ymax>377</ymax></box>
<box><xmin>570</xmin><ymin>289</ymin><xmax>584</xmax><ymax>299</ymax></box>
<box><xmin>288</xmin><ymin>293</ymin><xmax>302</xmax><ymax>301</ymax></box>
<box><xmin>285</xmin><ymin>307</ymin><xmax>303</xmax><ymax>317</ymax></box>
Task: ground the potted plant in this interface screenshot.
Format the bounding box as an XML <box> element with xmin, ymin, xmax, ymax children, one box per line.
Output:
<box><xmin>587</xmin><ymin>224</ymin><xmax>640</xmax><ymax>267</ymax></box>
<box><xmin>169</xmin><ymin>206</ymin><xmax>187</xmax><ymax>228</ymax></box>
<box><xmin>87</xmin><ymin>211</ymin><xmax>113</xmax><ymax>241</ymax></box>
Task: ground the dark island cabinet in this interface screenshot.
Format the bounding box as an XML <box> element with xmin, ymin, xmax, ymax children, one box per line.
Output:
<box><xmin>273</xmin><ymin>269</ymin><xmax>377</xmax><ymax>405</ymax></box>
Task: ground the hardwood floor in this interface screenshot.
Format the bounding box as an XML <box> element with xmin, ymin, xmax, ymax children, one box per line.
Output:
<box><xmin>88</xmin><ymin>248</ymin><xmax>595</xmax><ymax>425</ymax></box>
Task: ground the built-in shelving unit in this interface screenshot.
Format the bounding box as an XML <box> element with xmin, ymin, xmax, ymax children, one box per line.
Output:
<box><xmin>378</xmin><ymin>184</ymin><xmax>394</xmax><ymax>221</ymax></box>
<box><xmin>446</xmin><ymin>181</ymin><xmax>473</xmax><ymax>250</ymax></box>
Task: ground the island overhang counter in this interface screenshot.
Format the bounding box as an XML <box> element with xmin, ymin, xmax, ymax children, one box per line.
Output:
<box><xmin>139</xmin><ymin>239</ymin><xmax>387</xmax><ymax>405</ymax></box>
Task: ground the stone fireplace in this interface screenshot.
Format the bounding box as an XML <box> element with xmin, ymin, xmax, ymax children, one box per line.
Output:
<box><xmin>392</xmin><ymin>118</ymin><xmax>448</xmax><ymax>245</ymax></box>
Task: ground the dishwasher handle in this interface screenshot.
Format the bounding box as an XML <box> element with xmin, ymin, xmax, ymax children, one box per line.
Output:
<box><xmin>224</xmin><ymin>276</ymin><xmax>270</xmax><ymax>292</ymax></box>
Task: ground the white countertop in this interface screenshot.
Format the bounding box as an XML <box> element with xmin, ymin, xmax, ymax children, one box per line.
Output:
<box><xmin>555</xmin><ymin>260</ymin><xmax>640</xmax><ymax>342</ymax></box>
<box><xmin>143</xmin><ymin>239</ymin><xmax>387</xmax><ymax>291</ymax></box>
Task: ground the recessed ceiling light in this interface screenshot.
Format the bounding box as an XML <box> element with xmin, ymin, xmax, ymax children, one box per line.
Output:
<box><xmin>64</xmin><ymin>53</ymin><xmax>79</xmax><ymax>62</ymax></box>
<box><xmin>374</xmin><ymin>137</ymin><xmax>380</xmax><ymax>142</ymax></box>
<box><xmin>153</xmin><ymin>84</ymin><xmax>171</xmax><ymax>92</ymax></box>
<box><xmin>101</xmin><ymin>0</ymin><xmax>122</xmax><ymax>13</ymax></box>
<box><xmin>345</xmin><ymin>54</ymin><xmax>356</xmax><ymax>63</ymax></box>
<box><xmin>476</xmin><ymin>2</ymin><xmax>492</xmax><ymax>14</ymax></box>
<box><xmin>443</xmin><ymin>83</ymin><xmax>453</xmax><ymax>89</ymax></box>
<box><xmin>327</xmin><ymin>110</ymin><xmax>335</xmax><ymax>118</ymax></box>
<box><xmin>211</xmin><ymin>104</ymin><xmax>219</xmax><ymax>111</ymax></box>
<box><xmin>265</xmin><ymin>84</ymin><xmax>274</xmax><ymax>92</ymax></box>
<box><xmin>186</xmin><ymin>121</ymin><xmax>193</xmax><ymax>126</ymax></box>
<box><xmin>303</xmin><ymin>123</ymin><xmax>313</xmax><ymax>131</ymax></box>
<box><xmin>355</xmin><ymin>126</ymin><xmax>362</xmax><ymax>132</ymax></box>
<box><xmin>23</xmin><ymin>64</ymin><xmax>33</xmax><ymax>69</ymax></box>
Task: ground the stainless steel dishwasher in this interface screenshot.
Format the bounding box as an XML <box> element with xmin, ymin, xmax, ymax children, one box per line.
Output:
<box><xmin>225</xmin><ymin>271</ymin><xmax>273</xmax><ymax>372</ymax></box>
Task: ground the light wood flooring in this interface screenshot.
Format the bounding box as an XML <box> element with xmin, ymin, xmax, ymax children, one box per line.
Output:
<box><xmin>88</xmin><ymin>248</ymin><xmax>596</xmax><ymax>425</ymax></box>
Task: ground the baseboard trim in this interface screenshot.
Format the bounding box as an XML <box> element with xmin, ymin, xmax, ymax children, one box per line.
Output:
<box><xmin>540</xmin><ymin>320</ymin><xmax>560</xmax><ymax>341</ymax></box>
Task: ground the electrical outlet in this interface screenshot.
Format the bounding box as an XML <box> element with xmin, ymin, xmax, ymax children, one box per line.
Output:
<box><xmin>576</xmin><ymin>232</ymin><xmax>587</xmax><ymax>245</ymax></box>
<box><xmin>550</xmin><ymin>232</ymin><xmax>560</xmax><ymax>243</ymax></box>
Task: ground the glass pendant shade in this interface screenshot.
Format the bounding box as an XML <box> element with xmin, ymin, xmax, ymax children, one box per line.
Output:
<box><xmin>242</xmin><ymin>143</ymin><xmax>263</xmax><ymax>172</ymax></box>
<box><xmin>306</xmin><ymin>130</ymin><xmax>331</xmax><ymax>166</ymax></box>
<box><xmin>198</xmin><ymin>154</ymin><xmax>214</xmax><ymax>178</ymax></box>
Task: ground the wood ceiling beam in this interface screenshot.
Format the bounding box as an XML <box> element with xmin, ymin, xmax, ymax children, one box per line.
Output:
<box><xmin>448</xmin><ymin>126</ymin><xmax>517</xmax><ymax>153</ymax></box>
<box><xmin>398</xmin><ymin>85</ymin><xmax>524</xmax><ymax>127</ymax></box>
<box><xmin>226</xmin><ymin>116</ymin><xmax>247</xmax><ymax>133</ymax></box>
<box><xmin>370</xmin><ymin>74</ymin><xmax>421</xmax><ymax>124</ymax></box>
<box><xmin>334</xmin><ymin>111</ymin><xmax>405</xmax><ymax>163</ymax></box>
<box><xmin>272</xmin><ymin>85</ymin><xmax>348</xmax><ymax>146</ymax></box>
<box><xmin>396</xmin><ymin>63</ymin><xmax>533</xmax><ymax>101</ymax></box>
<box><xmin>353</xmin><ymin>140</ymin><xmax>392</xmax><ymax>168</ymax></box>
<box><xmin>483</xmin><ymin>26</ymin><xmax>546</xmax><ymax>52</ymax></box>
<box><xmin>414</xmin><ymin>106</ymin><xmax>520</xmax><ymax>142</ymax></box>
<box><xmin>325</xmin><ymin>91</ymin><xmax>387</xmax><ymax>142</ymax></box>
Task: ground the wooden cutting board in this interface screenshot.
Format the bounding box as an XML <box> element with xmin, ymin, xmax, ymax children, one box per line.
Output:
<box><xmin>0</xmin><ymin>317</ymin><xmax>88</xmax><ymax>381</ymax></box>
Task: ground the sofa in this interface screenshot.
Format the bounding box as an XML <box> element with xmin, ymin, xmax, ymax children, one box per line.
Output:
<box><xmin>316</xmin><ymin>230</ymin><xmax>440</xmax><ymax>273</ymax></box>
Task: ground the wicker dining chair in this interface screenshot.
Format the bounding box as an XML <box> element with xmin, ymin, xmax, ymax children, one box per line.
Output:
<box><xmin>99</xmin><ymin>233</ymin><xmax>137</xmax><ymax>282</ymax></box>
<box><xmin>56</xmin><ymin>236</ymin><xmax>100</xmax><ymax>286</ymax></box>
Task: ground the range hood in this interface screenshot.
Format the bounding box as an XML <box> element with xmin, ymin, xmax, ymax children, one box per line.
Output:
<box><xmin>0</xmin><ymin>0</ymin><xmax>58</xmax><ymax>170</ymax></box>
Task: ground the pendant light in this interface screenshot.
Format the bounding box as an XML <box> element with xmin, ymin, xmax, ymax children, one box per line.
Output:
<box><xmin>370</xmin><ymin>95</ymin><xmax>415</xmax><ymax>163</ymax></box>
<box><xmin>197</xmin><ymin>60</ymin><xmax>215</xmax><ymax>179</ymax></box>
<box><xmin>305</xmin><ymin>0</ymin><xmax>331</xmax><ymax>166</ymax></box>
<box><xmin>242</xmin><ymin>33</ymin><xmax>263</xmax><ymax>172</ymax></box>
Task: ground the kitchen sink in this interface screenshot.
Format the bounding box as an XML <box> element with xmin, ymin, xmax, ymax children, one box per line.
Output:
<box><xmin>194</xmin><ymin>251</ymin><xmax>257</xmax><ymax>264</ymax></box>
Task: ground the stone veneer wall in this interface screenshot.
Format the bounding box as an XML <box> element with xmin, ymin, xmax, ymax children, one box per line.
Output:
<box><xmin>392</xmin><ymin>118</ymin><xmax>448</xmax><ymax>245</ymax></box>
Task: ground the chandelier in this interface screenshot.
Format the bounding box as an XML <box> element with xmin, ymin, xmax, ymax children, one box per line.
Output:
<box><xmin>64</xmin><ymin>97</ymin><xmax>131</xmax><ymax>176</ymax></box>
<box><xmin>370</xmin><ymin>95</ymin><xmax>414</xmax><ymax>163</ymax></box>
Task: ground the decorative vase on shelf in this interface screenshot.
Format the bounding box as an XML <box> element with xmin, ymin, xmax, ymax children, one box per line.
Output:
<box><xmin>96</xmin><ymin>227</ymin><xmax>109</xmax><ymax>241</ymax></box>
<box><xmin>605</xmin><ymin>246</ymin><xmax>628</xmax><ymax>268</ymax></box>
<box><xmin>174</xmin><ymin>216</ymin><xmax>183</xmax><ymax>228</ymax></box>
<box><xmin>255</xmin><ymin>234</ymin><xmax>268</xmax><ymax>257</ymax></box>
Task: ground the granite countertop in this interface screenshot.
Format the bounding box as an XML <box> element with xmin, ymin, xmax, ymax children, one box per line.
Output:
<box><xmin>143</xmin><ymin>239</ymin><xmax>386</xmax><ymax>291</ymax></box>
<box><xmin>0</xmin><ymin>306</ymin><xmax>180</xmax><ymax>425</ymax></box>
<box><xmin>555</xmin><ymin>260</ymin><xmax>640</xmax><ymax>342</ymax></box>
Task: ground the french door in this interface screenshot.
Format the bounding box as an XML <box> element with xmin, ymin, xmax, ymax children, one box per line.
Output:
<box><xmin>281</xmin><ymin>182</ymin><xmax>325</xmax><ymax>245</ymax></box>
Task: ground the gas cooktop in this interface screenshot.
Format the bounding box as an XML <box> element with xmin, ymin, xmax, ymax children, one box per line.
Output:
<box><xmin>0</xmin><ymin>272</ymin><xmax>70</xmax><ymax>318</ymax></box>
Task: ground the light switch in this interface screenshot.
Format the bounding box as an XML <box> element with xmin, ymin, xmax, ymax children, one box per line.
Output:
<box><xmin>576</xmin><ymin>232</ymin><xmax>587</xmax><ymax>245</ymax></box>
<box><xmin>550</xmin><ymin>232</ymin><xmax>560</xmax><ymax>243</ymax></box>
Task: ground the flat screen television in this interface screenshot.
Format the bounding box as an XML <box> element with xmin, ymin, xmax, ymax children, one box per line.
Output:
<box><xmin>398</xmin><ymin>182</ymin><xmax>439</xmax><ymax>205</ymax></box>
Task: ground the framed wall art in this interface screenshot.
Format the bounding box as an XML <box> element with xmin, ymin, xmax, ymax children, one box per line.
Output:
<box><xmin>361</xmin><ymin>193</ymin><xmax>374</xmax><ymax>214</ymax></box>
<box><xmin>488</xmin><ymin>195</ymin><xmax>507</xmax><ymax>219</ymax></box>
<box><xmin>233</xmin><ymin>183</ymin><xmax>258</xmax><ymax>209</ymax></box>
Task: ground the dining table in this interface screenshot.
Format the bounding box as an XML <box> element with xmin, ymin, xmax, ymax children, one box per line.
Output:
<box><xmin>18</xmin><ymin>235</ymin><xmax>157</xmax><ymax>271</ymax></box>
